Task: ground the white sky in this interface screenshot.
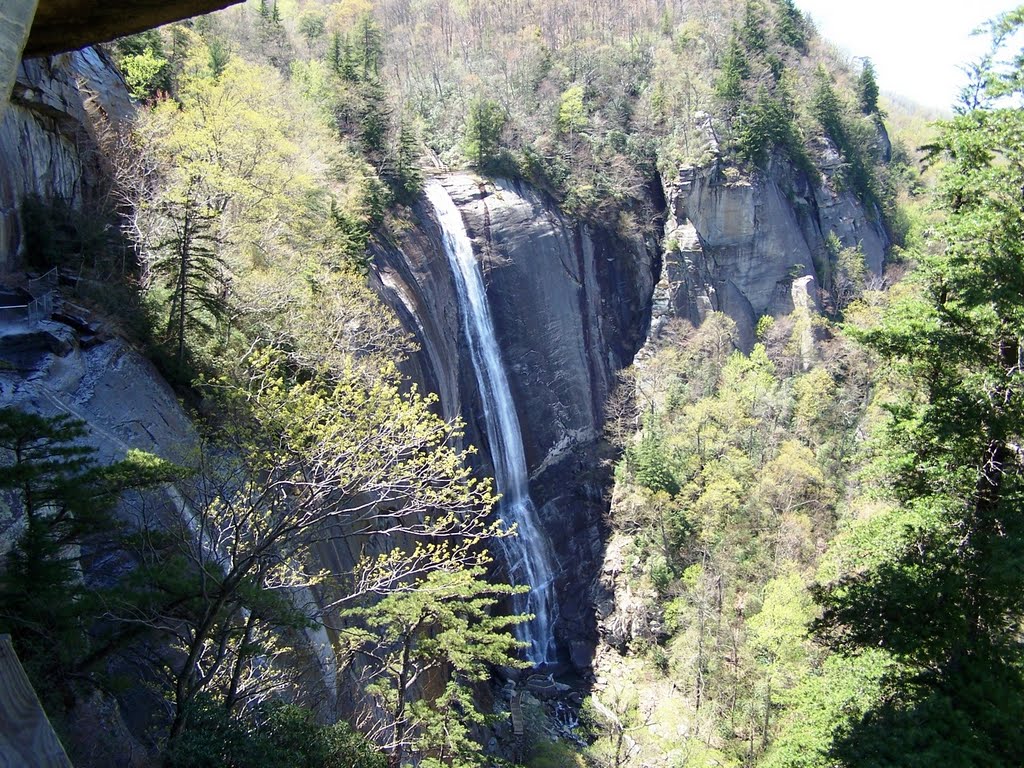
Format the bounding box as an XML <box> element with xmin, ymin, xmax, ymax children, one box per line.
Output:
<box><xmin>795</xmin><ymin>1</ymin><xmax>1021</xmax><ymax>110</ymax></box>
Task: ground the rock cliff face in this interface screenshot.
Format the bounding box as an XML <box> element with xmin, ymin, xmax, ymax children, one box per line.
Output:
<box><xmin>0</xmin><ymin>47</ymin><xmax>131</xmax><ymax>270</ymax></box>
<box><xmin>372</xmin><ymin>174</ymin><xmax>660</xmax><ymax>668</ymax></box>
<box><xmin>655</xmin><ymin>153</ymin><xmax>888</xmax><ymax>349</ymax></box>
<box><xmin>0</xmin><ymin>0</ymin><xmax>37</xmax><ymax>116</ymax></box>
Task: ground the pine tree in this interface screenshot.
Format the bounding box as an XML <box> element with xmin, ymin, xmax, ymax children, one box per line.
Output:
<box><xmin>153</xmin><ymin>178</ymin><xmax>228</xmax><ymax>366</ymax></box>
<box><xmin>715</xmin><ymin>34</ymin><xmax>750</xmax><ymax>113</ymax></box>
<box><xmin>805</xmin><ymin>9</ymin><xmax>1024</xmax><ymax>764</ymax></box>
<box><xmin>344</xmin><ymin>566</ymin><xmax>528</xmax><ymax>768</ymax></box>
<box><xmin>741</xmin><ymin>0</ymin><xmax>767</xmax><ymax>53</ymax></box>
<box><xmin>0</xmin><ymin>408</ymin><xmax>176</xmax><ymax>713</ymax></box>
<box><xmin>355</xmin><ymin>14</ymin><xmax>384</xmax><ymax>80</ymax></box>
<box><xmin>857</xmin><ymin>58</ymin><xmax>880</xmax><ymax>115</ymax></box>
<box><xmin>329</xmin><ymin>31</ymin><xmax>342</xmax><ymax>74</ymax></box>
<box><xmin>462</xmin><ymin>97</ymin><xmax>506</xmax><ymax>169</ymax></box>
<box><xmin>776</xmin><ymin>0</ymin><xmax>807</xmax><ymax>52</ymax></box>
<box><xmin>386</xmin><ymin>115</ymin><xmax>422</xmax><ymax>204</ymax></box>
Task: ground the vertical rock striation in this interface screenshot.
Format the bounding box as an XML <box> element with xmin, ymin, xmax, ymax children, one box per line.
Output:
<box><xmin>372</xmin><ymin>173</ymin><xmax>660</xmax><ymax>669</ymax></box>
<box><xmin>657</xmin><ymin>154</ymin><xmax>888</xmax><ymax>349</ymax></box>
<box><xmin>0</xmin><ymin>48</ymin><xmax>131</xmax><ymax>270</ymax></box>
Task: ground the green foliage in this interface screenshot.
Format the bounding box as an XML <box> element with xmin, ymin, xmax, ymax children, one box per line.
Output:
<box><xmin>463</xmin><ymin>97</ymin><xmax>507</xmax><ymax>170</ymax></box>
<box><xmin>625</xmin><ymin>428</ymin><xmax>679</xmax><ymax>496</ymax></box>
<box><xmin>557</xmin><ymin>84</ymin><xmax>588</xmax><ymax>138</ymax></box>
<box><xmin>343</xmin><ymin>566</ymin><xmax>528</xmax><ymax>766</ymax></box>
<box><xmin>715</xmin><ymin>34</ymin><xmax>750</xmax><ymax>111</ymax></box>
<box><xmin>792</xmin><ymin>11</ymin><xmax>1024</xmax><ymax>764</ymax></box>
<box><xmin>604</xmin><ymin>306</ymin><xmax>873</xmax><ymax>761</ymax></box>
<box><xmin>297</xmin><ymin>10</ymin><xmax>325</xmax><ymax>50</ymax></box>
<box><xmin>0</xmin><ymin>408</ymin><xmax>176</xmax><ymax>714</ymax></box>
<box><xmin>151</xmin><ymin>183</ymin><xmax>227</xmax><ymax>366</ymax></box>
<box><xmin>114</xmin><ymin>29</ymin><xmax>172</xmax><ymax>96</ymax></box>
<box><xmin>775</xmin><ymin>0</ymin><xmax>808</xmax><ymax>52</ymax></box>
<box><xmin>384</xmin><ymin>114</ymin><xmax>424</xmax><ymax>204</ymax></box>
<box><xmin>121</xmin><ymin>46</ymin><xmax>170</xmax><ymax>99</ymax></box>
<box><xmin>857</xmin><ymin>59</ymin><xmax>880</xmax><ymax>115</ymax></box>
<box><xmin>811</xmin><ymin>66</ymin><xmax>880</xmax><ymax>207</ymax></box>
<box><xmin>164</xmin><ymin>697</ymin><xmax>386</xmax><ymax>768</ymax></box>
<box><xmin>733</xmin><ymin>80</ymin><xmax>810</xmax><ymax>171</ymax></box>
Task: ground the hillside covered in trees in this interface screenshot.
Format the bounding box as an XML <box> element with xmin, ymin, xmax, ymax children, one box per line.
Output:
<box><xmin>1</xmin><ymin>0</ymin><xmax>1023</xmax><ymax>766</ymax></box>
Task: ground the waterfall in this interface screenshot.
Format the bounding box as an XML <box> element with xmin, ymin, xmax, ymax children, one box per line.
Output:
<box><xmin>425</xmin><ymin>181</ymin><xmax>558</xmax><ymax>666</ymax></box>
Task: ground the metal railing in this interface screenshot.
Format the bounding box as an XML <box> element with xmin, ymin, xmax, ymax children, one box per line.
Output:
<box><xmin>27</xmin><ymin>268</ymin><xmax>58</xmax><ymax>296</ymax></box>
<box><xmin>0</xmin><ymin>305</ymin><xmax>29</xmax><ymax>324</ymax></box>
<box><xmin>28</xmin><ymin>292</ymin><xmax>54</xmax><ymax>321</ymax></box>
<box><xmin>0</xmin><ymin>269</ymin><xmax>60</xmax><ymax>324</ymax></box>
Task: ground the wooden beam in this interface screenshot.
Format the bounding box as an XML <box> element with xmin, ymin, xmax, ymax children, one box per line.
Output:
<box><xmin>0</xmin><ymin>635</ymin><xmax>73</xmax><ymax>768</ymax></box>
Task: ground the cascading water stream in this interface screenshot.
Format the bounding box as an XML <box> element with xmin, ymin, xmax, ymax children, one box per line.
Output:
<box><xmin>426</xmin><ymin>180</ymin><xmax>558</xmax><ymax>666</ymax></box>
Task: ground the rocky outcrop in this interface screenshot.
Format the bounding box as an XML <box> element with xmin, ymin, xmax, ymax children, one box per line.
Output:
<box><xmin>372</xmin><ymin>174</ymin><xmax>660</xmax><ymax>669</ymax></box>
<box><xmin>0</xmin><ymin>47</ymin><xmax>131</xmax><ymax>270</ymax></box>
<box><xmin>658</xmin><ymin>152</ymin><xmax>888</xmax><ymax>348</ymax></box>
<box><xmin>0</xmin><ymin>0</ymin><xmax>37</xmax><ymax>116</ymax></box>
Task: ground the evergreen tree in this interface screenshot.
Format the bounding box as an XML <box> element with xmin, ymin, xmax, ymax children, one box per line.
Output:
<box><xmin>715</xmin><ymin>34</ymin><xmax>750</xmax><ymax>113</ymax></box>
<box><xmin>741</xmin><ymin>0</ymin><xmax>767</xmax><ymax>54</ymax></box>
<box><xmin>857</xmin><ymin>58</ymin><xmax>880</xmax><ymax>115</ymax></box>
<box><xmin>0</xmin><ymin>408</ymin><xmax>175</xmax><ymax>712</ymax></box>
<box><xmin>153</xmin><ymin>178</ymin><xmax>228</xmax><ymax>366</ymax></box>
<box><xmin>462</xmin><ymin>97</ymin><xmax>506</xmax><ymax>169</ymax></box>
<box><xmin>385</xmin><ymin>115</ymin><xmax>423</xmax><ymax>205</ymax></box>
<box><xmin>358</xmin><ymin>77</ymin><xmax>393</xmax><ymax>160</ymax></box>
<box><xmin>329</xmin><ymin>31</ymin><xmax>343</xmax><ymax>75</ymax></box>
<box><xmin>776</xmin><ymin>0</ymin><xmax>807</xmax><ymax>51</ymax></box>
<box><xmin>344</xmin><ymin>566</ymin><xmax>528</xmax><ymax>768</ymax></box>
<box><xmin>803</xmin><ymin>9</ymin><xmax>1024</xmax><ymax>764</ymax></box>
<box><xmin>810</xmin><ymin>66</ymin><xmax>844</xmax><ymax>142</ymax></box>
<box><xmin>355</xmin><ymin>14</ymin><xmax>384</xmax><ymax>80</ymax></box>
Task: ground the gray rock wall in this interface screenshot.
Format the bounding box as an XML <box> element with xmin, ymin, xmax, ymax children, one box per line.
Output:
<box><xmin>0</xmin><ymin>0</ymin><xmax>37</xmax><ymax>116</ymax></box>
<box><xmin>0</xmin><ymin>48</ymin><xmax>131</xmax><ymax>271</ymax></box>
<box><xmin>371</xmin><ymin>173</ymin><xmax>659</xmax><ymax>668</ymax></box>
<box><xmin>659</xmin><ymin>153</ymin><xmax>888</xmax><ymax>348</ymax></box>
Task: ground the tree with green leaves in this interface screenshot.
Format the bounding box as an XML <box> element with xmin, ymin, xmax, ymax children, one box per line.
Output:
<box><xmin>788</xmin><ymin>8</ymin><xmax>1024</xmax><ymax>764</ymax></box>
<box><xmin>462</xmin><ymin>97</ymin><xmax>506</xmax><ymax>169</ymax></box>
<box><xmin>164</xmin><ymin>697</ymin><xmax>386</xmax><ymax>768</ymax></box>
<box><xmin>0</xmin><ymin>407</ymin><xmax>176</xmax><ymax>713</ymax></box>
<box><xmin>343</xmin><ymin>565</ymin><xmax>528</xmax><ymax>768</ymax></box>
<box><xmin>139</xmin><ymin>349</ymin><xmax>504</xmax><ymax>746</ymax></box>
<box><xmin>856</xmin><ymin>58</ymin><xmax>880</xmax><ymax>115</ymax></box>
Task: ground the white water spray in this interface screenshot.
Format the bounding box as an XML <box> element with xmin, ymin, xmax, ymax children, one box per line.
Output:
<box><xmin>426</xmin><ymin>181</ymin><xmax>558</xmax><ymax>665</ymax></box>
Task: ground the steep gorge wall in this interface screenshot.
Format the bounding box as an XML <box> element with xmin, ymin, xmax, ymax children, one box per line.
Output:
<box><xmin>372</xmin><ymin>174</ymin><xmax>659</xmax><ymax>668</ymax></box>
<box><xmin>0</xmin><ymin>48</ymin><xmax>131</xmax><ymax>270</ymax></box>
<box><xmin>655</xmin><ymin>152</ymin><xmax>888</xmax><ymax>349</ymax></box>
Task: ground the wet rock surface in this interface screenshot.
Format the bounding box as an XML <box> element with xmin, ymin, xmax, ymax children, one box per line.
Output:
<box><xmin>372</xmin><ymin>174</ymin><xmax>660</xmax><ymax>670</ymax></box>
